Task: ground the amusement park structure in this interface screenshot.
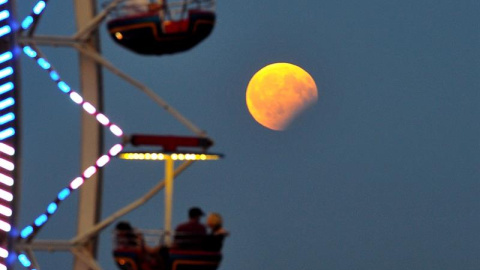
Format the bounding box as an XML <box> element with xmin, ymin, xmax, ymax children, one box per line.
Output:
<box><xmin>0</xmin><ymin>0</ymin><xmax>222</xmax><ymax>269</ymax></box>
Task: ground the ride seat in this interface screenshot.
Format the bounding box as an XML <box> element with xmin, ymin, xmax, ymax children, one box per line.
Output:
<box><xmin>168</xmin><ymin>249</ymin><xmax>222</xmax><ymax>270</ymax></box>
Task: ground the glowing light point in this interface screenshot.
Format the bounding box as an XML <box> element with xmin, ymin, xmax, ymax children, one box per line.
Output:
<box><xmin>0</xmin><ymin>67</ymin><xmax>13</xmax><ymax>80</ymax></box>
<box><xmin>18</xmin><ymin>254</ymin><xmax>31</xmax><ymax>267</ymax></box>
<box><xmin>82</xmin><ymin>102</ymin><xmax>96</xmax><ymax>114</ymax></box>
<box><xmin>70</xmin><ymin>177</ymin><xmax>84</xmax><ymax>190</ymax></box>
<box><xmin>49</xmin><ymin>70</ymin><xmax>59</xmax><ymax>81</ymax></box>
<box><xmin>0</xmin><ymin>112</ymin><xmax>15</xmax><ymax>125</ymax></box>
<box><xmin>0</xmin><ymin>25</ymin><xmax>11</xmax><ymax>37</ymax></box>
<box><xmin>57</xmin><ymin>188</ymin><xmax>70</xmax><ymax>201</ymax></box>
<box><xmin>20</xmin><ymin>226</ymin><xmax>33</xmax><ymax>238</ymax></box>
<box><xmin>0</xmin><ymin>10</ymin><xmax>9</xmax><ymax>22</ymax></box>
<box><xmin>0</xmin><ymin>189</ymin><xmax>12</xmax><ymax>201</ymax></box>
<box><xmin>0</xmin><ymin>220</ymin><xmax>10</xmax><ymax>232</ymax></box>
<box><xmin>0</xmin><ymin>82</ymin><xmax>14</xmax><ymax>95</ymax></box>
<box><xmin>69</xmin><ymin>92</ymin><xmax>83</xmax><ymax>104</ymax></box>
<box><xmin>0</xmin><ymin>127</ymin><xmax>15</xmax><ymax>140</ymax></box>
<box><xmin>0</xmin><ymin>97</ymin><xmax>14</xmax><ymax>110</ymax></box>
<box><xmin>0</xmin><ymin>158</ymin><xmax>14</xmax><ymax>171</ymax></box>
<box><xmin>37</xmin><ymin>58</ymin><xmax>51</xmax><ymax>70</ymax></box>
<box><xmin>83</xmin><ymin>166</ymin><xmax>97</xmax><ymax>179</ymax></box>
<box><xmin>33</xmin><ymin>1</ymin><xmax>46</xmax><ymax>15</ymax></box>
<box><xmin>109</xmin><ymin>144</ymin><xmax>123</xmax><ymax>156</ymax></box>
<box><xmin>21</xmin><ymin>16</ymin><xmax>33</xmax><ymax>30</ymax></box>
<box><xmin>0</xmin><ymin>143</ymin><xmax>14</xmax><ymax>156</ymax></box>
<box><xmin>0</xmin><ymin>247</ymin><xmax>8</xmax><ymax>258</ymax></box>
<box><xmin>0</xmin><ymin>204</ymin><xmax>11</xmax><ymax>217</ymax></box>
<box><xmin>96</xmin><ymin>155</ymin><xmax>110</xmax><ymax>167</ymax></box>
<box><xmin>57</xmin><ymin>81</ymin><xmax>70</xmax><ymax>93</ymax></box>
<box><xmin>0</xmin><ymin>264</ymin><xmax>5</xmax><ymax>270</ymax></box>
<box><xmin>109</xmin><ymin>124</ymin><xmax>123</xmax><ymax>137</ymax></box>
<box><xmin>0</xmin><ymin>173</ymin><xmax>13</xmax><ymax>186</ymax></box>
<box><xmin>0</xmin><ymin>51</ymin><xmax>12</xmax><ymax>64</ymax></box>
<box><xmin>34</xmin><ymin>214</ymin><xmax>48</xmax><ymax>226</ymax></box>
<box><xmin>47</xmin><ymin>202</ymin><xmax>57</xmax><ymax>214</ymax></box>
<box><xmin>96</xmin><ymin>113</ymin><xmax>110</xmax><ymax>125</ymax></box>
<box><xmin>23</xmin><ymin>46</ymin><xmax>37</xmax><ymax>58</ymax></box>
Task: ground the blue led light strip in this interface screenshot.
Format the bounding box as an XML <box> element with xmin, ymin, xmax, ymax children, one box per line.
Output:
<box><xmin>20</xmin><ymin>0</ymin><xmax>48</xmax><ymax>31</ymax></box>
<box><xmin>18</xmin><ymin>45</ymin><xmax>126</xmax><ymax>242</ymax></box>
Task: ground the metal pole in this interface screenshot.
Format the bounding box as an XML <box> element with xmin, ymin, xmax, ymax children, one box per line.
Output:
<box><xmin>164</xmin><ymin>158</ymin><xmax>174</xmax><ymax>246</ymax></box>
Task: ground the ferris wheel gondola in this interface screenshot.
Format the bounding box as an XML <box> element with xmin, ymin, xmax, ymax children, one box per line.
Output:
<box><xmin>106</xmin><ymin>0</ymin><xmax>216</xmax><ymax>55</ymax></box>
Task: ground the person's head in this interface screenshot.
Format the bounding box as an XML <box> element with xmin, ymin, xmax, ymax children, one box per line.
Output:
<box><xmin>188</xmin><ymin>207</ymin><xmax>205</xmax><ymax>220</ymax></box>
<box><xmin>116</xmin><ymin>221</ymin><xmax>133</xmax><ymax>231</ymax></box>
<box><xmin>206</xmin><ymin>212</ymin><xmax>223</xmax><ymax>230</ymax></box>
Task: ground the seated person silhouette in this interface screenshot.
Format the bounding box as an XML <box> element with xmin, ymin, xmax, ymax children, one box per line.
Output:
<box><xmin>204</xmin><ymin>213</ymin><xmax>229</xmax><ymax>252</ymax></box>
<box><xmin>173</xmin><ymin>207</ymin><xmax>207</xmax><ymax>250</ymax></box>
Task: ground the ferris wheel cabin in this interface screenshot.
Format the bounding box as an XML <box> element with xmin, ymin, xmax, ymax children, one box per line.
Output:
<box><xmin>106</xmin><ymin>0</ymin><xmax>216</xmax><ymax>55</ymax></box>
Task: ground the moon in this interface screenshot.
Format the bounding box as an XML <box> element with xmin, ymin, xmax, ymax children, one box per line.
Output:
<box><xmin>246</xmin><ymin>63</ymin><xmax>318</xmax><ymax>131</ymax></box>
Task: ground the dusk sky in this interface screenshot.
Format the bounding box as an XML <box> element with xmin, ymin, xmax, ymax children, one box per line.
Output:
<box><xmin>15</xmin><ymin>0</ymin><xmax>480</xmax><ymax>270</ymax></box>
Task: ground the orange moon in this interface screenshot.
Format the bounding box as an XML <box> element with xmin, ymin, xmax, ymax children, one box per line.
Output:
<box><xmin>246</xmin><ymin>63</ymin><xmax>318</xmax><ymax>131</ymax></box>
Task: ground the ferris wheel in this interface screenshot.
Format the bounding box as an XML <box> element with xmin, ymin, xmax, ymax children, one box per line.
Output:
<box><xmin>0</xmin><ymin>0</ymin><xmax>222</xmax><ymax>270</ymax></box>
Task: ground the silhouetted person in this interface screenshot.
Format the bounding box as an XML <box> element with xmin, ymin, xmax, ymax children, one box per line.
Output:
<box><xmin>204</xmin><ymin>213</ymin><xmax>229</xmax><ymax>252</ymax></box>
<box><xmin>173</xmin><ymin>207</ymin><xmax>207</xmax><ymax>250</ymax></box>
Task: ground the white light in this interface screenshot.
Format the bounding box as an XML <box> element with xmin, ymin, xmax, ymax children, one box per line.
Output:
<box><xmin>0</xmin><ymin>263</ymin><xmax>5</xmax><ymax>270</ymax></box>
<box><xmin>0</xmin><ymin>204</ymin><xmax>11</xmax><ymax>217</ymax></box>
<box><xmin>0</xmin><ymin>247</ymin><xmax>8</xmax><ymax>258</ymax></box>
<box><xmin>96</xmin><ymin>113</ymin><xmax>110</xmax><ymax>125</ymax></box>
<box><xmin>83</xmin><ymin>166</ymin><xmax>97</xmax><ymax>178</ymax></box>
<box><xmin>0</xmin><ymin>173</ymin><xmax>13</xmax><ymax>186</ymax></box>
<box><xmin>0</xmin><ymin>143</ymin><xmax>14</xmax><ymax>156</ymax></box>
<box><xmin>82</xmin><ymin>102</ymin><xmax>96</xmax><ymax>114</ymax></box>
<box><xmin>109</xmin><ymin>144</ymin><xmax>123</xmax><ymax>156</ymax></box>
<box><xmin>0</xmin><ymin>220</ymin><xmax>11</xmax><ymax>232</ymax></box>
<box><xmin>109</xmin><ymin>124</ymin><xmax>123</xmax><ymax>137</ymax></box>
<box><xmin>69</xmin><ymin>92</ymin><xmax>83</xmax><ymax>104</ymax></box>
<box><xmin>0</xmin><ymin>189</ymin><xmax>12</xmax><ymax>201</ymax></box>
<box><xmin>96</xmin><ymin>155</ymin><xmax>110</xmax><ymax>167</ymax></box>
<box><xmin>70</xmin><ymin>177</ymin><xmax>84</xmax><ymax>190</ymax></box>
<box><xmin>0</xmin><ymin>158</ymin><xmax>14</xmax><ymax>171</ymax></box>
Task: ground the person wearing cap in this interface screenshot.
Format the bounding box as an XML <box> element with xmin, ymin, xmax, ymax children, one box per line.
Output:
<box><xmin>173</xmin><ymin>207</ymin><xmax>207</xmax><ymax>250</ymax></box>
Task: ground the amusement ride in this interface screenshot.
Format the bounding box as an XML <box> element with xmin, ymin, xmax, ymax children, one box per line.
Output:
<box><xmin>0</xmin><ymin>0</ymin><xmax>223</xmax><ymax>269</ymax></box>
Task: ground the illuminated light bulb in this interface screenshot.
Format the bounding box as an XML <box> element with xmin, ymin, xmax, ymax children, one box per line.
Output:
<box><xmin>0</xmin><ymin>112</ymin><xmax>15</xmax><ymax>125</ymax></box>
<box><xmin>138</xmin><ymin>153</ymin><xmax>145</xmax><ymax>160</ymax></box>
<box><xmin>0</xmin><ymin>97</ymin><xmax>14</xmax><ymax>109</ymax></box>
<box><xmin>57</xmin><ymin>188</ymin><xmax>70</xmax><ymax>201</ymax></box>
<box><xmin>171</xmin><ymin>154</ymin><xmax>177</xmax><ymax>160</ymax></box>
<box><xmin>23</xmin><ymin>46</ymin><xmax>37</xmax><ymax>58</ymax></box>
<box><xmin>0</xmin><ymin>142</ymin><xmax>14</xmax><ymax>155</ymax></box>
<box><xmin>0</xmin><ymin>127</ymin><xmax>14</xmax><ymax>140</ymax></box>
<box><xmin>21</xmin><ymin>16</ymin><xmax>33</xmax><ymax>29</ymax></box>
<box><xmin>0</xmin><ymin>264</ymin><xmax>5</xmax><ymax>270</ymax></box>
<box><xmin>34</xmin><ymin>214</ymin><xmax>48</xmax><ymax>226</ymax></box>
<box><xmin>83</xmin><ymin>166</ymin><xmax>97</xmax><ymax>178</ymax></box>
<box><xmin>47</xmin><ymin>202</ymin><xmax>57</xmax><ymax>214</ymax></box>
<box><xmin>0</xmin><ymin>220</ymin><xmax>10</xmax><ymax>232</ymax></box>
<box><xmin>0</xmin><ymin>247</ymin><xmax>7</xmax><ymax>258</ymax></box>
<box><xmin>37</xmin><ymin>58</ymin><xmax>51</xmax><ymax>70</ymax></box>
<box><xmin>200</xmin><ymin>154</ymin><xmax>206</xmax><ymax>160</ymax></box>
<box><xmin>145</xmin><ymin>153</ymin><xmax>151</xmax><ymax>160</ymax></box>
<box><xmin>0</xmin><ymin>173</ymin><xmax>13</xmax><ymax>186</ymax></box>
<box><xmin>69</xmin><ymin>92</ymin><xmax>83</xmax><ymax>104</ymax></box>
<box><xmin>0</xmin><ymin>0</ymin><xmax>8</xmax><ymax>5</ymax></box>
<box><xmin>0</xmin><ymin>25</ymin><xmax>10</xmax><ymax>37</ymax></box>
<box><xmin>0</xmin><ymin>67</ymin><xmax>13</xmax><ymax>80</ymax></box>
<box><xmin>20</xmin><ymin>226</ymin><xmax>33</xmax><ymax>238</ymax></box>
<box><xmin>109</xmin><ymin>124</ymin><xmax>123</xmax><ymax>137</ymax></box>
<box><xmin>96</xmin><ymin>113</ymin><xmax>110</xmax><ymax>125</ymax></box>
<box><xmin>0</xmin><ymin>10</ymin><xmax>9</xmax><ymax>21</ymax></box>
<box><xmin>57</xmin><ymin>81</ymin><xmax>70</xmax><ymax>93</ymax></box>
<box><xmin>109</xmin><ymin>144</ymin><xmax>123</xmax><ymax>156</ymax></box>
<box><xmin>0</xmin><ymin>189</ymin><xmax>12</xmax><ymax>201</ymax></box>
<box><xmin>0</xmin><ymin>51</ymin><xmax>12</xmax><ymax>64</ymax></box>
<box><xmin>0</xmin><ymin>204</ymin><xmax>11</xmax><ymax>216</ymax></box>
<box><xmin>178</xmin><ymin>154</ymin><xmax>185</xmax><ymax>160</ymax></box>
<box><xmin>18</xmin><ymin>254</ymin><xmax>31</xmax><ymax>267</ymax></box>
<box><xmin>132</xmin><ymin>153</ymin><xmax>140</xmax><ymax>160</ymax></box>
<box><xmin>49</xmin><ymin>70</ymin><xmax>59</xmax><ymax>81</ymax></box>
<box><xmin>0</xmin><ymin>157</ymin><xmax>14</xmax><ymax>171</ymax></box>
<box><xmin>70</xmin><ymin>177</ymin><xmax>84</xmax><ymax>189</ymax></box>
<box><xmin>33</xmin><ymin>1</ymin><xmax>46</xmax><ymax>15</ymax></box>
<box><xmin>96</xmin><ymin>155</ymin><xmax>110</xmax><ymax>167</ymax></box>
<box><xmin>151</xmin><ymin>153</ymin><xmax>158</xmax><ymax>160</ymax></box>
<box><xmin>0</xmin><ymin>82</ymin><xmax>14</xmax><ymax>95</ymax></box>
<box><xmin>82</xmin><ymin>102</ymin><xmax>96</xmax><ymax>114</ymax></box>
<box><xmin>115</xmin><ymin>32</ymin><xmax>123</xmax><ymax>40</ymax></box>
<box><xmin>159</xmin><ymin>153</ymin><xmax>165</xmax><ymax>160</ymax></box>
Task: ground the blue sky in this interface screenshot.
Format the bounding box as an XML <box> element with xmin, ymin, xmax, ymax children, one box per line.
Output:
<box><xmin>15</xmin><ymin>0</ymin><xmax>480</xmax><ymax>269</ymax></box>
